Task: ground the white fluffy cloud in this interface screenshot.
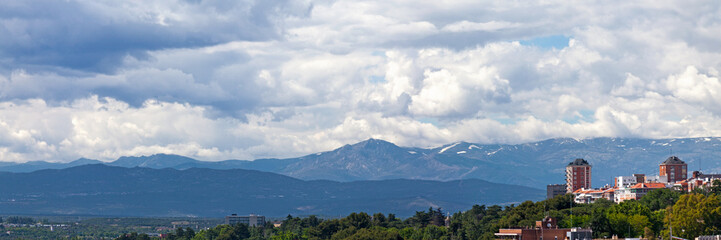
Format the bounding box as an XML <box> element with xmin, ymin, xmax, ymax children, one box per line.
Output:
<box><xmin>1</xmin><ymin>1</ymin><xmax>721</xmax><ymax>162</ymax></box>
<box><xmin>666</xmin><ymin>66</ymin><xmax>721</xmax><ymax>113</ymax></box>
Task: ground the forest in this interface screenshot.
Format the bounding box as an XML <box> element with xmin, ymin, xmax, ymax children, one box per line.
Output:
<box><xmin>112</xmin><ymin>182</ymin><xmax>721</xmax><ymax>240</ymax></box>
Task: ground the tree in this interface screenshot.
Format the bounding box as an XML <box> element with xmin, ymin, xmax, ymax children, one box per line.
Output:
<box><xmin>607</xmin><ymin>212</ymin><xmax>630</xmax><ymax>237</ymax></box>
<box><xmin>407</xmin><ymin>210</ymin><xmax>431</xmax><ymax>227</ymax></box>
<box><xmin>644</xmin><ymin>227</ymin><xmax>655</xmax><ymax>239</ymax></box>
<box><xmin>343</xmin><ymin>212</ymin><xmax>372</xmax><ymax>229</ymax></box>
<box><xmin>546</xmin><ymin>194</ymin><xmax>573</xmax><ymax>210</ymax></box>
<box><xmin>302</xmin><ymin>215</ymin><xmax>322</xmax><ymax>228</ymax></box>
<box><xmin>709</xmin><ymin>179</ymin><xmax>721</xmax><ymax>196</ymax></box>
<box><xmin>208</xmin><ymin>223</ymin><xmax>250</xmax><ymax>240</ymax></box>
<box><xmin>175</xmin><ymin>227</ymin><xmax>186</xmax><ymax>239</ymax></box>
<box><xmin>330</xmin><ymin>226</ymin><xmax>358</xmax><ymax>240</ymax></box>
<box><xmin>589</xmin><ymin>208</ymin><xmax>611</xmax><ymax>238</ymax></box>
<box><xmin>421</xmin><ymin>225</ymin><xmax>449</xmax><ymax>240</ymax></box>
<box><xmin>372</xmin><ymin>213</ymin><xmax>388</xmax><ymax>227</ymax></box>
<box><xmin>667</xmin><ymin>193</ymin><xmax>721</xmax><ymax>239</ymax></box>
<box><xmin>116</xmin><ymin>232</ymin><xmax>151</xmax><ymax>240</ymax></box>
<box><xmin>561</xmin><ymin>215</ymin><xmax>590</xmax><ymax>228</ymax></box>
<box><xmin>628</xmin><ymin>215</ymin><xmax>650</xmax><ymax>237</ymax></box>
<box><xmin>640</xmin><ymin>188</ymin><xmax>681</xmax><ymax>211</ymax></box>
<box><xmin>344</xmin><ymin>227</ymin><xmax>401</xmax><ymax>240</ymax></box>
<box><xmin>6</xmin><ymin>216</ymin><xmax>35</xmax><ymax>224</ymax></box>
<box><xmin>271</xmin><ymin>231</ymin><xmax>302</xmax><ymax>240</ymax></box>
<box><xmin>430</xmin><ymin>208</ymin><xmax>445</xmax><ymax>227</ymax></box>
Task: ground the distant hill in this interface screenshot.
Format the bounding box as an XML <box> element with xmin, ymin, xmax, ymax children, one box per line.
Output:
<box><xmin>107</xmin><ymin>154</ymin><xmax>200</xmax><ymax>168</ymax></box>
<box><xmin>0</xmin><ymin>164</ymin><xmax>542</xmax><ymax>217</ymax></box>
<box><xmin>0</xmin><ymin>158</ymin><xmax>103</xmax><ymax>172</ymax></box>
<box><xmin>2</xmin><ymin>137</ymin><xmax>721</xmax><ymax>188</ymax></box>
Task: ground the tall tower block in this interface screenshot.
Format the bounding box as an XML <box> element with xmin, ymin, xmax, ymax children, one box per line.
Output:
<box><xmin>566</xmin><ymin>158</ymin><xmax>591</xmax><ymax>193</ymax></box>
<box><xmin>660</xmin><ymin>156</ymin><xmax>687</xmax><ymax>183</ymax></box>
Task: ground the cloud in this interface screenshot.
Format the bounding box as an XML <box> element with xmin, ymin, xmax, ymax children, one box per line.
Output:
<box><xmin>0</xmin><ymin>0</ymin><xmax>312</xmax><ymax>72</ymax></box>
<box><xmin>1</xmin><ymin>1</ymin><xmax>721</xmax><ymax>162</ymax></box>
<box><xmin>442</xmin><ymin>21</ymin><xmax>521</xmax><ymax>33</ymax></box>
<box><xmin>408</xmin><ymin>66</ymin><xmax>511</xmax><ymax>117</ymax></box>
<box><xmin>666</xmin><ymin>66</ymin><xmax>721</xmax><ymax>113</ymax></box>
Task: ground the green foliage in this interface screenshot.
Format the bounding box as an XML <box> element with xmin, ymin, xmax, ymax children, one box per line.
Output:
<box><xmin>117</xmin><ymin>232</ymin><xmax>153</xmax><ymax>240</ymax></box>
<box><xmin>89</xmin><ymin>190</ymin><xmax>721</xmax><ymax>240</ymax></box>
<box><xmin>560</xmin><ymin>215</ymin><xmax>590</xmax><ymax>228</ymax></box>
<box><xmin>342</xmin><ymin>227</ymin><xmax>401</xmax><ymax>240</ymax></box>
<box><xmin>667</xmin><ymin>193</ymin><xmax>721</xmax><ymax>239</ymax></box>
<box><xmin>372</xmin><ymin>213</ymin><xmax>388</xmax><ymax>228</ymax></box>
<box><xmin>404</xmin><ymin>208</ymin><xmax>445</xmax><ymax>228</ymax></box>
<box><xmin>270</xmin><ymin>231</ymin><xmax>302</xmax><ymax>240</ymax></box>
<box><xmin>5</xmin><ymin>216</ymin><xmax>35</xmax><ymax>224</ymax></box>
<box><xmin>640</xmin><ymin>188</ymin><xmax>681</xmax><ymax>211</ymax></box>
<box><xmin>165</xmin><ymin>227</ymin><xmax>196</xmax><ymax>240</ymax></box>
<box><xmin>710</xmin><ymin>180</ymin><xmax>721</xmax><ymax>196</ymax></box>
<box><xmin>343</xmin><ymin>213</ymin><xmax>371</xmax><ymax>229</ymax></box>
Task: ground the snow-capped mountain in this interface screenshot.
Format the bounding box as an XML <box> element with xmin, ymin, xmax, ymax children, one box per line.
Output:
<box><xmin>2</xmin><ymin>137</ymin><xmax>720</xmax><ymax>188</ymax></box>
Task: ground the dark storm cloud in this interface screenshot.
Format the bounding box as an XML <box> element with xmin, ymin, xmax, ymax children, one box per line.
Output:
<box><xmin>0</xmin><ymin>0</ymin><xmax>307</xmax><ymax>73</ymax></box>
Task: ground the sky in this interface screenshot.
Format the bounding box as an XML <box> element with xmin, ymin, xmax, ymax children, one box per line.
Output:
<box><xmin>1</xmin><ymin>0</ymin><xmax>720</xmax><ymax>162</ymax></box>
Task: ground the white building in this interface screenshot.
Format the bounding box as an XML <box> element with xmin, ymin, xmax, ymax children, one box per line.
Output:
<box><xmin>225</xmin><ymin>214</ymin><xmax>265</xmax><ymax>227</ymax></box>
<box><xmin>614</xmin><ymin>176</ymin><xmax>638</xmax><ymax>188</ymax></box>
<box><xmin>645</xmin><ymin>175</ymin><xmax>668</xmax><ymax>183</ymax></box>
<box><xmin>614</xmin><ymin>182</ymin><xmax>669</xmax><ymax>203</ymax></box>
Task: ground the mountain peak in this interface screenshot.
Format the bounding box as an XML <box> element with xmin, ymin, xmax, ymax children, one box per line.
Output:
<box><xmin>436</xmin><ymin>141</ymin><xmax>476</xmax><ymax>154</ymax></box>
<box><xmin>69</xmin><ymin>158</ymin><xmax>102</xmax><ymax>165</ymax></box>
<box><xmin>349</xmin><ymin>138</ymin><xmax>401</xmax><ymax>149</ymax></box>
<box><xmin>109</xmin><ymin>154</ymin><xmax>199</xmax><ymax>168</ymax></box>
<box><xmin>358</xmin><ymin>138</ymin><xmax>393</xmax><ymax>144</ymax></box>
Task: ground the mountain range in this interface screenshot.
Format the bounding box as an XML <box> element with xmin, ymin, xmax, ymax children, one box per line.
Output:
<box><xmin>0</xmin><ymin>164</ymin><xmax>543</xmax><ymax>217</ymax></box>
<box><xmin>3</xmin><ymin>137</ymin><xmax>720</xmax><ymax>188</ymax></box>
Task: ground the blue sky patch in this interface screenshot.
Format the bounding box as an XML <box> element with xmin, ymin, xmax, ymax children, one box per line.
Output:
<box><xmin>419</xmin><ymin>118</ymin><xmax>440</xmax><ymax>126</ymax></box>
<box><xmin>519</xmin><ymin>35</ymin><xmax>570</xmax><ymax>49</ymax></box>
<box><xmin>371</xmin><ymin>51</ymin><xmax>386</xmax><ymax>57</ymax></box>
<box><xmin>369</xmin><ymin>75</ymin><xmax>387</xmax><ymax>84</ymax></box>
<box><xmin>495</xmin><ymin>118</ymin><xmax>519</xmax><ymax>125</ymax></box>
<box><xmin>563</xmin><ymin>109</ymin><xmax>595</xmax><ymax>124</ymax></box>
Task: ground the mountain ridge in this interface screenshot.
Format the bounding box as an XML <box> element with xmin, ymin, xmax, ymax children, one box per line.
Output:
<box><xmin>2</xmin><ymin>137</ymin><xmax>720</xmax><ymax>188</ymax></box>
<box><xmin>0</xmin><ymin>164</ymin><xmax>543</xmax><ymax>217</ymax></box>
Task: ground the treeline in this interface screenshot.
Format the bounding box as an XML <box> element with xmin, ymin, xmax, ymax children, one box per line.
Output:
<box><xmin>116</xmin><ymin>185</ymin><xmax>721</xmax><ymax>240</ymax></box>
<box><xmin>3</xmin><ymin>216</ymin><xmax>36</xmax><ymax>224</ymax></box>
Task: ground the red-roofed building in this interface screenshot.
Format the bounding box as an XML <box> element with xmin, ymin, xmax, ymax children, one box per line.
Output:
<box><xmin>572</xmin><ymin>187</ymin><xmax>615</xmax><ymax>204</ymax></box>
<box><xmin>495</xmin><ymin>217</ymin><xmax>593</xmax><ymax>240</ymax></box>
<box><xmin>614</xmin><ymin>182</ymin><xmax>668</xmax><ymax>203</ymax></box>
<box><xmin>660</xmin><ymin>156</ymin><xmax>687</xmax><ymax>183</ymax></box>
<box><xmin>683</xmin><ymin>171</ymin><xmax>721</xmax><ymax>192</ymax></box>
<box><xmin>601</xmin><ymin>188</ymin><xmax>615</xmax><ymax>202</ymax></box>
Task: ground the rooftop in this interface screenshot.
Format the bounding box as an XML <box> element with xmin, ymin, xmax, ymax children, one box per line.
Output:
<box><xmin>629</xmin><ymin>182</ymin><xmax>666</xmax><ymax>189</ymax></box>
<box><xmin>661</xmin><ymin>156</ymin><xmax>685</xmax><ymax>165</ymax></box>
<box><xmin>568</xmin><ymin>158</ymin><xmax>590</xmax><ymax>166</ymax></box>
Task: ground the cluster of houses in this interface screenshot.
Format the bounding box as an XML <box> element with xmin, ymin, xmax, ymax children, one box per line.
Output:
<box><xmin>496</xmin><ymin>156</ymin><xmax>721</xmax><ymax>240</ymax></box>
<box><xmin>547</xmin><ymin>156</ymin><xmax>721</xmax><ymax>204</ymax></box>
